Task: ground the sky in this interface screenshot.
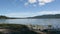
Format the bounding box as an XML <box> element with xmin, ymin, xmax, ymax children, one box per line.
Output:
<box><xmin>0</xmin><ymin>0</ymin><xmax>60</xmax><ymax>17</ymax></box>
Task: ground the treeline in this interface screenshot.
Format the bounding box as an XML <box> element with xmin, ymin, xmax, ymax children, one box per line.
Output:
<box><xmin>0</xmin><ymin>16</ymin><xmax>20</xmax><ymax>19</ymax></box>
<box><xmin>0</xmin><ymin>16</ymin><xmax>9</xmax><ymax>19</ymax></box>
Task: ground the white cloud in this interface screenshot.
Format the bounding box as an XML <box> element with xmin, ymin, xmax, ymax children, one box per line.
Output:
<box><xmin>4</xmin><ymin>11</ymin><xmax>60</xmax><ymax>17</ymax></box>
<box><xmin>26</xmin><ymin>0</ymin><xmax>55</xmax><ymax>6</ymax></box>
<box><xmin>28</xmin><ymin>0</ymin><xmax>37</xmax><ymax>3</ymax></box>
<box><xmin>36</xmin><ymin>11</ymin><xmax>60</xmax><ymax>15</ymax></box>
<box><xmin>38</xmin><ymin>0</ymin><xmax>54</xmax><ymax>6</ymax></box>
<box><xmin>39</xmin><ymin>2</ymin><xmax>45</xmax><ymax>6</ymax></box>
<box><xmin>11</xmin><ymin>0</ymin><xmax>55</xmax><ymax>6</ymax></box>
<box><xmin>38</xmin><ymin>0</ymin><xmax>54</xmax><ymax>3</ymax></box>
<box><xmin>5</xmin><ymin>12</ymin><xmax>35</xmax><ymax>17</ymax></box>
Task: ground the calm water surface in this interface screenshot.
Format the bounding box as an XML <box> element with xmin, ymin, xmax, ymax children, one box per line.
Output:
<box><xmin>0</xmin><ymin>19</ymin><xmax>60</xmax><ymax>26</ymax></box>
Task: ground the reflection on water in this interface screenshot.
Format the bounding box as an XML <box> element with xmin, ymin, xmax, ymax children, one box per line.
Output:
<box><xmin>0</xmin><ymin>19</ymin><xmax>8</xmax><ymax>23</ymax></box>
<box><xmin>0</xmin><ymin>19</ymin><xmax>60</xmax><ymax>26</ymax></box>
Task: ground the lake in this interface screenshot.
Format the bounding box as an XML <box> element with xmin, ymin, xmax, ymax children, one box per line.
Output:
<box><xmin>0</xmin><ymin>19</ymin><xmax>60</xmax><ymax>27</ymax></box>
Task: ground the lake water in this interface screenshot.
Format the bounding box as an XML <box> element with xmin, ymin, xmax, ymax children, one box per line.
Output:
<box><xmin>0</xmin><ymin>19</ymin><xmax>60</xmax><ymax>27</ymax></box>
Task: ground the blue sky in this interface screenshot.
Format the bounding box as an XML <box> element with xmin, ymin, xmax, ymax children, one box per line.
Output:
<box><xmin>0</xmin><ymin>0</ymin><xmax>60</xmax><ymax>17</ymax></box>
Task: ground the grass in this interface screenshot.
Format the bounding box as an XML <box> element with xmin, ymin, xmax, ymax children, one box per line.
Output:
<box><xmin>0</xmin><ymin>24</ymin><xmax>39</xmax><ymax>34</ymax></box>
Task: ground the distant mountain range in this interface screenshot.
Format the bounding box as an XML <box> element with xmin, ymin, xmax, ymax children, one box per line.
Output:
<box><xmin>0</xmin><ymin>14</ymin><xmax>60</xmax><ymax>19</ymax></box>
<box><xmin>27</xmin><ymin>14</ymin><xmax>60</xmax><ymax>19</ymax></box>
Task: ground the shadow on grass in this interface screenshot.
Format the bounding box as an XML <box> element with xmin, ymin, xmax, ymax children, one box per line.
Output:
<box><xmin>0</xmin><ymin>24</ymin><xmax>39</xmax><ymax>34</ymax></box>
<box><xmin>42</xmin><ymin>29</ymin><xmax>60</xmax><ymax>34</ymax></box>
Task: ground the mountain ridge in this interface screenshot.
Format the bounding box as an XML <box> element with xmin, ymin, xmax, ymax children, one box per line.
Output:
<box><xmin>0</xmin><ymin>14</ymin><xmax>60</xmax><ymax>19</ymax></box>
<box><xmin>27</xmin><ymin>14</ymin><xmax>60</xmax><ymax>18</ymax></box>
